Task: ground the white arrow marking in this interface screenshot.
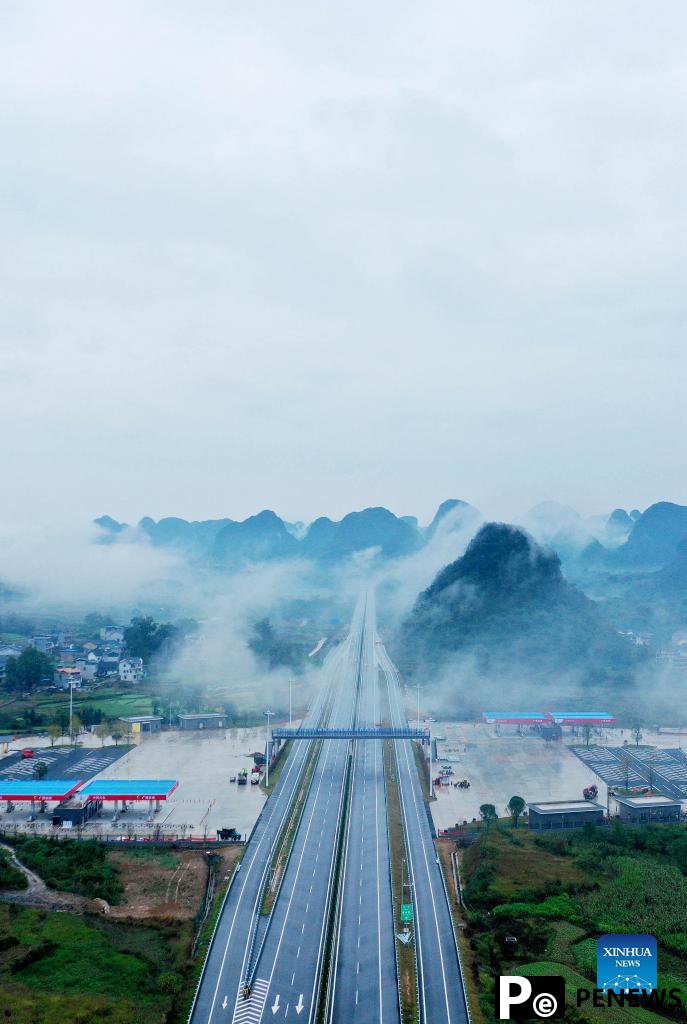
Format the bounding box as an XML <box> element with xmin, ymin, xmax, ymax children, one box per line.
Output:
<box><xmin>222</xmin><ymin>995</ymin><xmax>228</xmax><ymax>1010</ymax></box>
<box><xmin>272</xmin><ymin>995</ymin><xmax>281</xmax><ymax>1015</ymax></box>
<box><xmin>295</xmin><ymin>994</ymin><xmax>305</xmax><ymax>1015</ymax></box>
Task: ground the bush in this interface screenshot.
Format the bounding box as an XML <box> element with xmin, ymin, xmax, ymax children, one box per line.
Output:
<box><xmin>0</xmin><ymin>848</ymin><xmax>28</xmax><ymax>891</ymax></box>
<box><xmin>5</xmin><ymin>836</ymin><xmax>123</xmax><ymax>904</ymax></box>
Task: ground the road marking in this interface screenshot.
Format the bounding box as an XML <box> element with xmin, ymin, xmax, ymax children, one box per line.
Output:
<box><xmin>295</xmin><ymin>994</ymin><xmax>305</xmax><ymax>1015</ymax></box>
<box><xmin>231</xmin><ymin>977</ymin><xmax>269</xmax><ymax>1024</ymax></box>
<box><xmin>271</xmin><ymin>994</ymin><xmax>280</xmax><ymax>1015</ymax></box>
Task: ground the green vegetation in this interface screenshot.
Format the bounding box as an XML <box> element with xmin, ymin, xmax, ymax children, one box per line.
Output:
<box><xmin>0</xmin><ymin>902</ymin><xmax>191</xmax><ymax>1024</ymax></box>
<box><xmin>0</xmin><ymin>846</ymin><xmax>28</xmax><ymax>890</ymax></box>
<box><xmin>4</xmin><ymin>647</ymin><xmax>54</xmax><ymax>691</ymax></box>
<box><xmin>5</xmin><ymin>836</ymin><xmax>124</xmax><ymax>904</ymax></box>
<box><xmin>461</xmin><ymin>824</ymin><xmax>687</xmax><ymax>1023</ymax></box>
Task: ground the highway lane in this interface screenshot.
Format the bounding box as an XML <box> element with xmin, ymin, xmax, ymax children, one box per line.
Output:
<box><xmin>248</xmin><ymin>600</ymin><xmax>365</xmax><ymax>1023</ymax></box>
<box><xmin>378</xmin><ymin>640</ymin><xmax>471</xmax><ymax>1024</ymax></box>
<box><xmin>189</xmin><ymin>641</ymin><xmax>347</xmax><ymax>1024</ymax></box>
<box><xmin>330</xmin><ymin>594</ymin><xmax>399</xmax><ymax>1024</ymax></box>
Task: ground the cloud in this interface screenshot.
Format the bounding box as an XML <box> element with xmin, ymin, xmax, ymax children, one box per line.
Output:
<box><xmin>0</xmin><ymin>2</ymin><xmax>686</xmax><ymax>525</ymax></box>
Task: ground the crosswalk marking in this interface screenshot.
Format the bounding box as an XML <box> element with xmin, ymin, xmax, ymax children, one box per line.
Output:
<box><xmin>231</xmin><ymin>978</ymin><xmax>269</xmax><ymax>1024</ymax></box>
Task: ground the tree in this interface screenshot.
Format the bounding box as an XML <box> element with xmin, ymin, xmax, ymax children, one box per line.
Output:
<box><xmin>479</xmin><ymin>803</ymin><xmax>498</xmax><ymax>830</ymax></box>
<box><xmin>33</xmin><ymin>760</ymin><xmax>48</xmax><ymax>780</ymax></box>
<box><xmin>95</xmin><ymin>722</ymin><xmax>109</xmax><ymax>746</ymax></box>
<box><xmin>47</xmin><ymin>723</ymin><xmax>61</xmax><ymax>747</ymax></box>
<box><xmin>123</xmin><ymin>616</ymin><xmax>178</xmax><ymax>662</ymax></box>
<box><xmin>111</xmin><ymin>726</ymin><xmax>123</xmax><ymax>747</ymax></box>
<box><xmin>582</xmin><ymin>723</ymin><xmax>592</xmax><ymax>747</ymax></box>
<box><xmin>507</xmin><ymin>795</ymin><xmax>526</xmax><ymax>828</ymax></box>
<box><xmin>4</xmin><ymin>647</ymin><xmax>53</xmax><ymax>691</ymax></box>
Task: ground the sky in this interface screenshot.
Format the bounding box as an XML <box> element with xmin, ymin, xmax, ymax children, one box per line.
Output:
<box><xmin>1</xmin><ymin>1</ymin><xmax>686</xmax><ymax>530</ymax></box>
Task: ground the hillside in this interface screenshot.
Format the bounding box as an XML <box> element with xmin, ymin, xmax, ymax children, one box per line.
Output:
<box><xmin>399</xmin><ymin>523</ymin><xmax>639</xmax><ymax>698</ymax></box>
<box><xmin>93</xmin><ymin>499</ymin><xmax>481</xmax><ymax>566</ymax></box>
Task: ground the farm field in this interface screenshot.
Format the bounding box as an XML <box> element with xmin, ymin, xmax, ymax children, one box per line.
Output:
<box><xmin>459</xmin><ymin>824</ymin><xmax>687</xmax><ymax>1023</ymax></box>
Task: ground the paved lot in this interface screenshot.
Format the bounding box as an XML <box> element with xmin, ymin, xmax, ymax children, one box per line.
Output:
<box><xmin>430</xmin><ymin>722</ymin><xmax>610</xmax><ymax>828</ymax></box>
<box><xmin>84</xmin><ymin>728</ymin><xmax>270</xmax><ymax>837</ymax></box>
<box><xmin>0</xmin><ymin>728</ymin><xmax>273</xmax><ymax>838</ymax></box>
<box><xmin>0</xmin><ymin>744</ymin><xmax>130</xmax><ymax>783</ymax></box>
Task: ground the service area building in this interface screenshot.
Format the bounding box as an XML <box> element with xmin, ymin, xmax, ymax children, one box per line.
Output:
<box><xmin>528</xmin><ymin>799</ymin><xmax>605</xmax><ymax>830</ymax></box>
<box><xmin>118</xmin><ymin>715</ymin><xmax>163</xmax><ymax>735</ymax></box>
<box><xmin>614</xmin><ymin>794</ymin><xmax>682</xmax><ymax>824</ymax></box>
<box><xmin>178</xmin><ymin>712</ymin><xmax>226</xmax><ymax>730</ymax></box>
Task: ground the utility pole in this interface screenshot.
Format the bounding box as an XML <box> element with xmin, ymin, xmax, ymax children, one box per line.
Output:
<box><xmin>416</xmin><ymin>682</ymin><xmax>420</xmax><ymax>728</ymax></box>
<box><xmin>264</xmin><ymin>709</ymin><xmax>274</xmax><ymax>787</ymax></box>
<box><xmin>289</xmin><ymin>678</ymin><xmax>293</xmax><ymax>726</ymax></box>
<box><xmin>69</xmin><ymin>681</ymin><xmax>74</xmax><ymax>746</ymax></box>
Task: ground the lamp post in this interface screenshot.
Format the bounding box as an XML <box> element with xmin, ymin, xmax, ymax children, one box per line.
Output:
<box><xmin>289</xmin><ymin>678</ymin><xmax>293</xmax><ymax>727</ymax></box>
<box><xmin>416</xmin><ymin>682</ymin><xmax>420</xmax><ymax>728</ymax></box>
<box><xmin>69</xmin><ymin>680</ymin><xmax>74</xmax><ymax>746</ymax></box>
<box><xmin>264</xmin><ymin>709</ymin><xmax>274</xmax><ymax>787</ymax></box>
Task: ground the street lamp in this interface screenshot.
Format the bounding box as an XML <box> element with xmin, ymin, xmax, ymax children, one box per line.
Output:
<box><xmin>264</xmin><ymin>709</ymin><xmax>274</xmax><ymax>787</ymax></box>
<box><xmin>289</xmin><ymin>678</ymin><xmax>293</xmax><ymax>727</ymax></box>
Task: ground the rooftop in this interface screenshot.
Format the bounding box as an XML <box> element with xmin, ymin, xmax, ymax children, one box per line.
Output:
<box><xmin>178</xmin><ymin>712</ymin><xmax>226</xmax><ymax>720</ymax></box>
<box><xmin>118</xmin><ymin>715</ymin><xmax>163</xmax><ymax>724</ymax></box>
<box><xmin>0</xmin><ymin>780</ymin><xmax>84</xmax><ymax>801</ymax></box>
<box><xmin>78</xmin><ymin>779</ymin><xmax>178</xmax><ymax>801</ymax></box>
<box><xmin>615</xmin><ymin>794</ymin><xmax>681</xmax><ymax>808</ymax></box>
<box><xmin>528</xmin><ymin>800</ymin><xmax>606</xmax><ymax>813</ymax></box>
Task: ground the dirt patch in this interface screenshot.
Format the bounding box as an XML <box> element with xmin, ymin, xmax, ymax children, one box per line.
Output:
<box><xmin>107</xmin><ymin>848</ymin><xmax>209</xmax><ymax>920</ymax></box>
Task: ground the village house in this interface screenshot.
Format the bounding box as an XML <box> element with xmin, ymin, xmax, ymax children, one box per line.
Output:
<box><xmin>119</xmin><ymin>656</ymin><xmax>144</xmax><ymax>682</ymax></box>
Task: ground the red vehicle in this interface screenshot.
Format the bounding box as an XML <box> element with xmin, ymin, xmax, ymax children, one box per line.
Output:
<box><xmin>20</xmin><ymin>748</ymin><xmax>35</xmax><ymax>759</ymax></box>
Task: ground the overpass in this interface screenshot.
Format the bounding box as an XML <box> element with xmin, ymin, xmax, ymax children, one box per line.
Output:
<box><xmin>272</xmin><ymin>726</ymin><xmax>430</xmax><ymax>741</ymax></box>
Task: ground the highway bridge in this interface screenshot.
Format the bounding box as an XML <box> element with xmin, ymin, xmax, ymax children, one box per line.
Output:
<box><xmin>272</xmin><ymin>726</ymin><xmax>430</xmax><ymax>741</ymax></box>
<box><xmin>189</xmin><ymin>594</ymin><xmax>469</xmax><ymax>1024</ymax></box>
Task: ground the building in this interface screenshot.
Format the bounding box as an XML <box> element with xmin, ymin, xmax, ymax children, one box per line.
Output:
<box><xmin>118</xmin><ymin>715</ymin><xmax>163</xmax><ymax>735</ymax></box>
<box><xmin>178</xmin><ymin>712</ymin><xmax>226</xmax><ymax>730</ymax></box>
<box><xmin>54</xmin><ymin>667</ymin><xmax>82</xmax><ymax>689</ymax></box>
<box><xmin>528</xmin><ymin>800</ymin><xmax>605</xmax><ymax>830</ymax></box>
<box><xmin>119</xmin><ymin>657</ymin><xmax>144</xmax><ymax>682</ymax></box>
<box><xmin>614</xmin><ymin>794</ymin><xmax>682</xmax><ymax>824</ymax></box>
<box><xmin>100</xmin><ymin>626</ymin><xmax>125</xmax><ymax>642</ymax></box>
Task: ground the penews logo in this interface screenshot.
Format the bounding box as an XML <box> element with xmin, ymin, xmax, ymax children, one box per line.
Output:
<box><xmin>597</xmin><ymin>934</ymin><xmax>657</xmax><ymax>994</ymax></box>
<box><xmin>497</xmin><ymin>976</ymin><xmax>565</xmax><ymax>1019</ymax></box>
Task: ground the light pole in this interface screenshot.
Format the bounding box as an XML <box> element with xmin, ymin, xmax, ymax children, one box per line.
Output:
<box><xmin>69</xmin><ymin>680</ymin><xmax>74</xmax><ymax>746</ymax></box>
<box><xmin>416</xmin><ymin>682</ymin><xmax>420</xmax><ymax>728</ymax></box>
<box><xmin>289</xmin><ymin>678</ymin><xmax>293</xmax><ymax>727</ymax></box>
<box><xmin>264</xmin><ymin>709</ymin><xmax>274</xmax><ymax>787</ymax></box>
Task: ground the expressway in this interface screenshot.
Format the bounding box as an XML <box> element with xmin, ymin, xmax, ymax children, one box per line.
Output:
<box><xmin>190</xmin><ymin>595</ymin><xmax>469</xmax><ymax>1024</ymax></box>
<box><xmin>189</xmin><ymin>638</ymin><xmax>348</xmax><ymax>1024</ymax></box>
<box><xmin>378</xmin><ymin>639</ymin><xmax>471</xmax><ymax>1024</ymax></box>
<box><xmin>329</xmin><ymin>593</ymin><xmax>399</xmax><ymax>1024</ymax></box>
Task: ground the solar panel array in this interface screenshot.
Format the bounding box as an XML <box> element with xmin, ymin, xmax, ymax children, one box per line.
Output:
<box><xmin>572</xmin><ymin>744</ymin><xmax>687</xmax><ymax>799</ymax></box>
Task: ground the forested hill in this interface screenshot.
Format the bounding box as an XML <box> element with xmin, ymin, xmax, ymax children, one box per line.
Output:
<box><xmin>399</xmin><ymin>522</ymin><xmax>641</xmax><ymax>690</ymax></box>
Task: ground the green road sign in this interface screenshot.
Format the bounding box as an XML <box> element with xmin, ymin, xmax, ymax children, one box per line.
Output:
<box><xmin>400</xmin><ymin>903</ymin><xmax>413</xmax><ymax>922</ymax></box>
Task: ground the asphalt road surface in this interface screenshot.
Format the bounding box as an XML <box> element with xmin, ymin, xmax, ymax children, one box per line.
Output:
<box><xmin>329</xmin><ymin>592</ymin><xmax>399</xmax><ymax>1024</ymax></box>
<box><xmin>378</xmin><ymin>640</ymin><xmax>470</xmax><ymax>1024</ymax></box>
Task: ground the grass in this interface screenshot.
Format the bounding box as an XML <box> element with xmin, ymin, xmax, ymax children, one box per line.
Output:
<box><xmin>0</xmin><ymin>684</ymin><xmax>154</xmax><ymax>732</ymax></box>
<box><xmin>5</xmin><ymin>835</ymin><xmax>124</xmax><ymax>904</ymax></box>
<box><xmin>436</xmin><ymin>840</ymin><xmax>486</xmax><ymax>1024</ymax></box>
<box><xmin>384</xmin><ymin>739</ymin><xmax>419</xmax><ymax>1024</ymax></box>
<box><xmin>0</xmin><ymin>902</ymin><xmax>188</xmax><ymax>1024</ymax></box>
